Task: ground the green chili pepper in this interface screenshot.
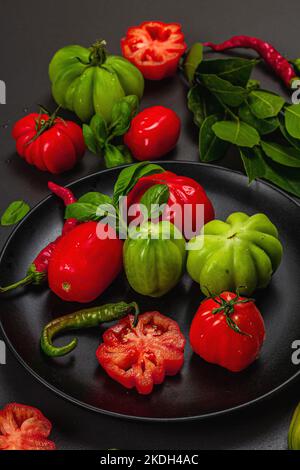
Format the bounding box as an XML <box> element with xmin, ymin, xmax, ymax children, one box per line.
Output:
<box><xmin>40</xmin><ymin>301</ymin><xmax>139</xmax><ymax>357</ymax></box>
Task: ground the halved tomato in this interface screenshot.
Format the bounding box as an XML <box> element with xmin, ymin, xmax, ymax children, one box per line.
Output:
<box><xmin>121</xmin><ymin>21</ymin><xmax>187</xmax><ymax>80</ymax></box>
<box><xmin>96</xmin><ymin>312</ymin><xmax>186</xmax><ymax>394</ymax></box>
<box><xmin>0</xmin><ymin>403</ymin><xmax>56</xmax><ymax>450</ymax></box>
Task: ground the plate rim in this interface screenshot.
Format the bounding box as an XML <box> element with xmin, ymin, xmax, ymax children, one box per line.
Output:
<box><xmin>0</xmin><ymin>160</ymin><xmax>299</xmax><ymax>422</ymax></box>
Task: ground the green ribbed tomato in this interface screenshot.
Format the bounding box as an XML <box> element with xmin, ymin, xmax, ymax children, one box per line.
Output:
<box><xmin>49</xmin><ymin>40</ymin><xmax>144</xmax><ymax>123</ymax></box>
<box><xmin>187</xmin><ymin>212</ymin><xmax>283</xmax><ymax>296</ymax></box>
<box><xmin>124</xmin><ymin>221</ymin><xmax>186</xmax><ymax>297</ymax></box>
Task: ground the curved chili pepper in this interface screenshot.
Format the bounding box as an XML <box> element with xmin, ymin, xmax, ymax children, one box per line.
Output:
<box><xmin>0</xmin><ymin>183</ymin><xmax>77</xmax><ymax>293</ymax></box>
<box><xmin>48</xmin><ymin>181</ymin><xmax>78</xmax><ymax>235</ymax></box>
<box><xmin>203</xmin><ymin>36</ymin><xmax>297</xmax><ymax>88</ymax></box>
<box><xmin>41</xmin><ymin>301</ymin><xmax>139</xmax><ymax>357</ymax></box>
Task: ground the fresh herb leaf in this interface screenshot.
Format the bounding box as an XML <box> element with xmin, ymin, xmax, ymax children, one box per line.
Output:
<box><xmin>246</xmin><ymin>79</ymin><xmax>260</xmax><ymax>91</ymax></box>
<box><xmin>1</xmin><ymin>200</ymin><xmax>30</xmax><ymax>226</ymax></box>
<box><xmin>279</xmin><ymin>119</ymin><xmax>300</xmax><ymax>150</ymax></box>
<box><xmin>104</xmin><ymin>144</ymin><xmax>131</xmax><ymax>168</ymax></box>
<box><xmin>285</xmin><ymin>104</ymin><xmax>300</xmax><ymax>139</ymax></box>
<box><xmin>248</xmin><ymin>90</ymin><xmax>284</xmax><ymax>119</ymax></box>
<box><xmin>239</xmin><ymin>103</ymin><xmax>279</xmax><ymax>135</ymax></box>
<box><xmin>187</xmin><ymin>85</ymin><xmax>223</xmax><ymax>127</ymax></box>
<box><xmin>78</xmin><ymin>192</ymin><xmax>112</xmax><ymax>205</ymax></box>
<box><xmin>196</xmin><ymin>58</ymin><xmax>257</xmax><ymax>87</ymax></box>
<box><xmin>199</xmin><ymin>74</ymin><xmax>248</xmax><ymax>107</ymax></box>
<box><xmin>140</xmin><ymin>184</ymin><xmax>169</xmax><ymax>218</ymax></box>
<box><xmin>240</xmin><ymin>147</ymin><xmax>266</xmax><ymax>183</ymax></box>
<box><xmin>241</xmin><ymin>146</ymin><xmax>300</xmax><ymax>197</ymax></box>
<box><xmin>65</xmin><ymin>203</ymin><xmax>99</xmax><ymax>221</ymax></box>
<box><xmin>199</xmin><ymin>114</ymin><xmax>229</xmax><ymax>162</ymax></box>
<box><xmin>110</xmin><ymin>95</ymin><xmax>139</xmax><ymax>137</ymax></box>
<box><xmin>113</xmin><ymin>162</ymin><xmax>164</xmax><ymax>206</ymax></box>
<box><xmin>261</xmin><ymin>141</ymin><xmax>300</xmax><ymax>167</ymax></box>
<box><xmin>212</xmin><ymin>120</ymin><xmax>260</xmax><ymax>147</ymax></box>
<box><xmin>89</xmin><ymin>114</ymin><xmax>108</xmax><ymax>145</ymax></box>
<box><xmin>184</xmin><ymin>42</ymin><xmax>203</xmax><ymax>84</ymax></box>
<box><xmin>82</xmin><ymin>124</ymin><xmax>98</xmax><ymax>154</ymax></box>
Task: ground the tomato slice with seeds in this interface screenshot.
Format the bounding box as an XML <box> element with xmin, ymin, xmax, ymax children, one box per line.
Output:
<box><xmin>96</xmin><ymin>312</ymin><xmax>186</xmax><ymax>395</ymax></box>
<box><xmin>0</xmin><ymin>403</ymin><xmax>56</xmax><ymax>450</ymax></box>
<box><xmin>121</xmin><ymin>21</ymin><xmax>187</xmax><ymax>80</ymax></box>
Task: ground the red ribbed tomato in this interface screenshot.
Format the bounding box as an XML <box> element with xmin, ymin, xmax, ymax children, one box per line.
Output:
<box><xmin>0</xmin><ymin>403</ymin><xmax>55</xmax><ymax>450</ymax></box>
<box><xmin>121</xmin><ymin>21</ymin><xmax>187</xmax><ymax>80</ymax></box>
<box><xmin>12</xmin><ymin>111</ymin><xmax>85</xmax><ymax>174</ymax></box>
<box><xmin>190</xmin><ymin>292</ymin><xmax>266</xmax><ymax>372</ymax></box>
<box><xmin>97</xmin><ymin>312</ymin><xmax>186</xmax><ymax>394</ymax></box>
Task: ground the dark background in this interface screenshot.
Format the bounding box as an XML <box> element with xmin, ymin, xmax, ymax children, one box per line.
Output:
<box><xmin>0</xmin><ymin>0</ymin><xmax>299</xmax><ymax>450</ymax></box>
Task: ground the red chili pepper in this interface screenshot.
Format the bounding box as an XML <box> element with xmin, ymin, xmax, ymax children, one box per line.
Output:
<box><xmin>0</xmin><ymin>183</ymin><xmax>77</xmax><ymax>293</ymax></box>
<box><xmin>203</xmin><ymin>35</ymin><xmax>297</xmax><ymax>88</ymax></box>
<box><xmin>48</xmin><ymin>181</ymin><xmax>78</xmax><ymax>235</ymax></box>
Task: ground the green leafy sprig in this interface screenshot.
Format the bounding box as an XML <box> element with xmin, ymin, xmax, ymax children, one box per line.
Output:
<box><xmin>185</xmin><ymin>43</ymin><xmax>300</xmax><ymax>197</ymax></box>
<box><xmin>83</xmin><ymin>95</ymin><xmax>139</xmax><ymax>168</ymax></box>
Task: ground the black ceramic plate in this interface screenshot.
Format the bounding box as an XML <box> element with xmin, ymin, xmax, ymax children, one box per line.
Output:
<box><xmin>0</xmin><ymin>161</ymin><xmax>299</xmax><ymax>421</ymax></box>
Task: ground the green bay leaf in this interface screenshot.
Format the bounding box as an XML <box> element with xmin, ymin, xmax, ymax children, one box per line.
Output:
<box><xmin>212</xmin><ymin>120</ymin><xmax>260</xmax><ymax>147</ymax></box>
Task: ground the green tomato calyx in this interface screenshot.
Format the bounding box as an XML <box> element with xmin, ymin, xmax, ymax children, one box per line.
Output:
<box><xmin>208</xmin><ymin>291</ymin><xmax>254</xmax><ymax>336</ymax></box>
<box><xmin>89</xmin><ymin>40</ymin><xmax>107</xmax><ymax>66</ymax></box>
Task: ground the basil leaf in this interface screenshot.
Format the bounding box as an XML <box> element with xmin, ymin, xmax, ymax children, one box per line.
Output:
<box><xmin>82</xmin><ymin>124</ymin><xmax>98</xmax><ymax>154</ymax></box>
<box><xmin>78</xmin><ymin>192</ymin><xmax>112</xmax><ymax>205</ymax></box>
<box><xmin>187</xmin><ymin>84</ymin><xmax>223</xmax><ymax>127</ymax></box>
<box><xmin>199</xmin><ymin>114</ymin><xmax>229</xmax><ymax>162</ymax></box>
<box><xmin>261</xmin><ymin>141</ymin><xmax>300</xmax><ymax>167</ymax></box>
<box><xmin>1</xmin><ymin>200</ymin><xmax>30</xmax><ymax>226</ymax></box>
<box><xmin>116</xmin><ymin>145</ymin><xmax>133</xmax><ymax>164</ymax></box>
<box><xmin>89</xmin><ymin>114</ymin><xmax>108</xmax><ymax>145</ymax></box>
<box><xmin>196</xmin><ymin>58</ymin><xmax>257</xmax><ymax>87</ymax></box>
<box><xmin>140</xmin><ymin>184</ymin><xmax>169</xmax><ymax>218</ymax></box>
<box><xmin>212</xmin><ymin>120</ymin><xmax>260</xmax><ymax>147</ymax></box>
<box><xmin>248</xmin><ymin>90</ymin><xmax>285</xmax><ymax>119</ymax></box>
<box><xmin>104</xmin><ymin>143</ymin><xmax>131</xmax><ymax>168</ymax></box>
<box><xmin>113</xmin><ymin>162</ymin><xmax>164</xmax><ymax>206</ymax></box>
<box><xmin>199</xmin><ymin>74</ymin><xmax>247</xmax><ymax>107</ymax></box>
<box><xmin>239</xmin><ymin>103</ymin><xmax>279</xmax><ymax>135</ymax></box>
<box><xmin>240</xmin><ymin>147</ymin><xmax>266</xmax><ymax>183</ymax></box>
<box><xmin>121</xmin><ymin>95</ymin><xmax>139</xmax><ymax>116</ymax></box>
<box><xmin>285</xmin><ymin>104</ymin><xmax>300</xmax><ymax>139</ymax></box>
<box><xmin>184</xmin><ymin>42</ymin><xmax>203</xmax><ymax>84</ymax></box>
<box><xmin>65</xmin><ymin>203</ymin><xmax>98</xmax><ymax>221</ymax></box>
<box><xmin>241</xmin><ymin>146</ymin><xmax>300</xmax><ymax>197</ymax></box>
<box><xmin>110</xmin><ymin>96</ymin><xmax>139</xmax><ymax>137</ymax></box>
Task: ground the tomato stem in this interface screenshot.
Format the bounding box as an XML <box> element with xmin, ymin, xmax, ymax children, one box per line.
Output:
<box><xmin>210</xmin><ymin>292</ymin><xmax>254</xmax><ymax>336</ymax></box>
<box><xmin>89</xmin><ymin>40</ymin><xmax>107</xmax><ymax>66</ymax></box>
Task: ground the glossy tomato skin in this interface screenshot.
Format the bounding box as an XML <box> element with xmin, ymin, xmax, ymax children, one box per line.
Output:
<box><xmin>189</xmin><ymin>292</ymin><xmax>266</xmax><ymax>372</ymax></box>
<box><xmin>124</xmin><ymin>106</ymin><xmax>181</xmax><ymax>160</ymax></box>
<box><xmin>12</xmin><ymin>113</ymin><xmax>85</xmax><ymax>174</ymax></box>
<box><xmin>0</xmin><ymin>403</ymin><xmax>55</xmax><ymax>450</ymax></box>
<box><xmin>97</xmin><ymin>312</ymin><xmax>186</xmax><ymax>394</ymax></box>
<box><xmin>48</xmin><ymin>221</ymin><xmax>123</xmax><ymax>303</ymax></box>
<box><xmin>121</xmin><ymin>21</ymin><xmax>187</xmax><ymax>80</ymax></box>
<box><xmin>126</xmin><ymin>171</ymin><xmax>215</xmax><ymax>238</ymax></box>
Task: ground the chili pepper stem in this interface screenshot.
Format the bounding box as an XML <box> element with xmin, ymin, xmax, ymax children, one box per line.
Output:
<box><xmin>0</xmin><ymin>273</ymin><xmax>33</xmax><ymax>293</ymax></box>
